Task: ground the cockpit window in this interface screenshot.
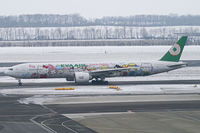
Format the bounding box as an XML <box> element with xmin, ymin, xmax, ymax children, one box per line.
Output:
<box><xmin>8</xmin><ymin>68</ymin><xmax>13</xmax><ymax>71</ymax></box>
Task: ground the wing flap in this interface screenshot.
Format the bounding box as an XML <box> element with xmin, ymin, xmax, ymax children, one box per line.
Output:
<box><xmin>167</xmin><ymin>63</ymin><xmax>188</xmax><ymax>68</ymax></box>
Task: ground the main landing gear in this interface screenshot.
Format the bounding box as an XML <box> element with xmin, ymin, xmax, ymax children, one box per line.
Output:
<box><xmin>91</xmin><ymin>78</ymin><xmax>109</xmax><ymax>85</ymax></box>
<box><xmin>18</xmin><ymin>79</ymin><xmax>22</xmax><ymax>86</ymax></box>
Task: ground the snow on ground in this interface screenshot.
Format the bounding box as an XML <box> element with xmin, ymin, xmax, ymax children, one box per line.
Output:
<box><xmin>14</xmin><ymin>84</ymin><xmax>200</xmax><ymax>105</ymax></box>
<box><xmin>2</xmin><ymin>84</ymin><xmax>198</xmax><ymax>95</ymax></box>
<box><xmin>0</xmin><ymin>46</ymin><xmax>200</xmax><ymax>62</ymax></box>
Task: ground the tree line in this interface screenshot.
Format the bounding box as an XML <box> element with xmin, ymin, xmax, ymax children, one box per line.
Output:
<box><xmin>0</xmin><ymin>26</ymin><xmax>199</xmax><ymax>41</ymax></box>
<box><xmin>1</xmin><ymin>14</ymin><xmax>200</xmax><ymax>27</ymax></box>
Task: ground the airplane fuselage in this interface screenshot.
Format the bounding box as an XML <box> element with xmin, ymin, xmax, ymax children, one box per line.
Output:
<box><xmin>5</xmin><ymin>61</ymin><xmax>186</xmax><ymax>82</ymax></box>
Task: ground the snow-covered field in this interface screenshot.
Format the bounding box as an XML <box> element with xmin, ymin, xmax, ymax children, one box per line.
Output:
<box><xmin>0</xmin><ymin>46</ymin><xmax>200</xmax><ymax>62</ymax></box>
<box><xmin>1</xmin><ymin>83</ymin><xmax>199</xmax><ymax>96</ymax></box>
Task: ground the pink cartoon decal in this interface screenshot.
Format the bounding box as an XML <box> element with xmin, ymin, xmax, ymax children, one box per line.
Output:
<box><xmin>48</xmin><ymin>64</ymin><xmax>56</xmax><ymax>75</ymax></box>
<box><xmin>43</xmin><ymin>65</ymin><xmax>48</xmax><ymax>69</ymax></box>
<box><xmin>29</xmin><ymin>65</ymin><xmax>36</xmax><ymax>68</ymax></box>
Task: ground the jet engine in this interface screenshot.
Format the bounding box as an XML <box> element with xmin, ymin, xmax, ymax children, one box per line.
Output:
<box><xmin>75</xmin><ymin>72</ymin><xmax>90</xmax><ymax>84</ymax></box>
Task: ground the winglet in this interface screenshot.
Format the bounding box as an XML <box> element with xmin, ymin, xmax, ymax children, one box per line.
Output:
<box><xmin>160</xmin><ymin>36</ymin><xmax>188</xmax><ymax>62</ymax></box>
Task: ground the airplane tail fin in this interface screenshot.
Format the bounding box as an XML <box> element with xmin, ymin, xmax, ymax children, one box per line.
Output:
<box><xmin>160</xmin><ymin>36</ymin><xmax>188</xmax><ymax>62</ymax></box>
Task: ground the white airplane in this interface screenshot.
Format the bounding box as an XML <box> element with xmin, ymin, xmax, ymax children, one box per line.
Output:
<box><xmin>2</xmin><ymin>36</ymin><xmax>188</xmax><ymax>86</ymax></box>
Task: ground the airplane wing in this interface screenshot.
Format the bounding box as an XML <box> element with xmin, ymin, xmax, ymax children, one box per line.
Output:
<box><xmin>89</xmin><ymin>67</ymin><xmax>135</xmax><ymax>78</ymax></box>
<box><xmin>167</xmin><ymin>62</ymin><xmax>188</xmax><ymax>68</ymax></box>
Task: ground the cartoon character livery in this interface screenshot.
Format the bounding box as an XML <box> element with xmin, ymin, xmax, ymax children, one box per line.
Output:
<box><xmin>3</xmin><ymin>36</ymin><xmax>188</xmax><ymax>85</ymax></box>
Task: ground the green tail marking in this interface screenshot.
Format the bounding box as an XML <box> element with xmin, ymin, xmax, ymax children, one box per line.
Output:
<box><xmin>160</xmin><ymin>36</ymin><xmax>188</xmax><ymax>62</ymax></box>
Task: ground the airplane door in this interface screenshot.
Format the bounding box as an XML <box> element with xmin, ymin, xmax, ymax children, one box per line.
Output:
<box><xmin>141</xmin><ymin>63</ymin><xmax>153</xmax><ymax>75</ymax></box>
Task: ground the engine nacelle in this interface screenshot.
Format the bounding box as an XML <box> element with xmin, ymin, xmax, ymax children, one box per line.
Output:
<box><xmin>75</xmin><ymin>72</ymin><xmax>90</xmax><ymax>84</ymax></box>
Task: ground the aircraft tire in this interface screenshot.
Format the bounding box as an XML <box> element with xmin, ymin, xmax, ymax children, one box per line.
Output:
<box><xmin>92</xmin><ymin>80</ymin><xmax>108</xmax><ymax>85</ymax></box>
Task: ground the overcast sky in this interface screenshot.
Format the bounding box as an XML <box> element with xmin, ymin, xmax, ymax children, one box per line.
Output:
<box><xmin>1</xmin><ymin>0</ymin><xmax>200</xmax><ymax>18</ymax></box>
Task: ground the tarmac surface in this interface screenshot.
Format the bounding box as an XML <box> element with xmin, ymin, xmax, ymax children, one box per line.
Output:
<box><xmin>0</xmin><ymin>80</ymin><xmax>200</xmax><ymax>89</ymax></box>
<box><xmin>0</xmin><ymin>94</ymin><xmax>49</xmax><ymax>133</ymax></box>
<box><xmin>0</xmin><ymin>94</ymin><xmax>200</xmax><ymax>133</ymax></box>
<box><xmin>73</xmin><ymin>111</ymin><xmax>200</xmax><ymax>133</ymax></box>
<box><xmin>46</xmin><ymin>100</ymin><xmax>200</xmax><ymax>114</ymax></box>
<box><xmin>0</xmin><ymin>94</ymin><xmax>97</xmax><ymax>133</ymax></box>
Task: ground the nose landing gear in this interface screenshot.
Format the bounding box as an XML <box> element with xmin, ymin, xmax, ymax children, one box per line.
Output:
<box><xmin>18</xmin><ymin>79</ymin><xmax>22</xmax><ymax>86</ymax></box>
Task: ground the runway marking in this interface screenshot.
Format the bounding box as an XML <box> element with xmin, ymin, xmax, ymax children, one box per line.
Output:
<box><xmin>172</xmin><ymin>112</ymin><xmax>200</xmax><ymax>122</ymax></box>
<box><xmin>38</xmin><ymin>115</ymin><xmax>83</xmax><ymax>133</ymax></box>
<box><xmin>41</xmin><ymin>105</ymin><xmax>57</xmax><ymax>114</ymax></box>
<box><xmin>38</xmin><ymin>114</ymin><xmax>97</xmax><ymax>133</ymax></box>
<box><xmin>62</xmin><ymin>120</ymin><xmax>79</xmax><ymax>133</ymax></box>
<box><xmin>64</xmin><ymin>112</ymin><xmax>135</xmax><ymax>119</ymax></box>
<box><xmin>181</xmin><ymin>114</ymin><xmax>200</xmax><ymax>122</ymax></box>
<box><xmin>83</xmin><ymin>125</ymin><xmax>139</xmax><ymax>132</ymax></box>
<box><xmin>0</xmin><ymin>121</ymin><xmax>36</xmax><ymax>124</ymax></box>
<box><xmin>41</xmin><ymin>116</ymin><xmax>66</xmax><ymax>125</ymax></box>
<box><xmin>0</xmin><ymin>114</ymin><xmax>36</xmax><ymax>117</ymax></box>
<box><xmin>30</xmin><ymin>115</ymin><xmax>58</xmax><ymax>133</ymax></box>
<box><xmin>40</xmin><ymin>116</ymin><xmax>67</xmax><ymax>133</ymax></box>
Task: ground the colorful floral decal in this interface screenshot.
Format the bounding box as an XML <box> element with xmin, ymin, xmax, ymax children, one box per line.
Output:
<box><xmin>25</xmin><ymin>62</ymin><xmax>142</xmax><ymax>78</ymax></box>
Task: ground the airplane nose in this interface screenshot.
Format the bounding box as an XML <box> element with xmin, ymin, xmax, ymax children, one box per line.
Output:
<box><xmin>4</xmin><ymin>70</ymin><xmax>9</xmax><ymax>75</ymax></box>
<box><xmin>4</xmin><ymin>68</ymin><xmax>13</xmax><ymax>76</ymax></box>
<box><xmin>0</xmin><ymin>67</ymin><xmax>8</xmax><ymax>76</ymax></box>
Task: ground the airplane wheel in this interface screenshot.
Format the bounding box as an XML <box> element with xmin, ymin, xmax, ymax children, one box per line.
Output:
<box><xmin>18</xmin><ymin>79</ymin><xmax>22</xmax><ymax>86</ymax></box>
<box><xmin>92</xmin><ymin>80</ymin><xmax>97</xmax><ymax>84</ymax></box>
<box><xmin>92</xmin><ymin>80</ymin><xmax>108</xmax><ymax>85</ymax></box>
<box><xmin>104</xmin><ymin>81</ymin><xmax>109</xmax><ymax>85</ymax></box>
